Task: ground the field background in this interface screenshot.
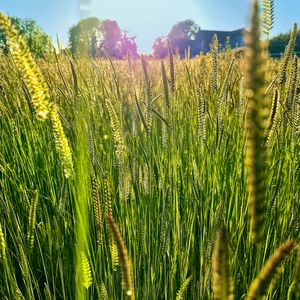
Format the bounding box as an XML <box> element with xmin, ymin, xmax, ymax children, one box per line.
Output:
<box><xmin>0</xmin><ymin>7</ymin><xmax>300</xmax><ymax>299</ymax></box>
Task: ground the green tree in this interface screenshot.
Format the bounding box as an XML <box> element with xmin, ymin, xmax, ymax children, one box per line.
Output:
<box><xmin>68</xmin><ymin>17</ymin><xmax>101</xmax><ymax>56</ymax></box>
<box><xmin>269</xmin><ymin>29</ymin><xmax>300</xmax><ymax>56</ymax></box>
<box><xmin>167</xmin><ymin>19</ymin><xmax>200</xmax><ymax>57</ymax></box>
<box><xmin>0</xmin><ymin>16</ymin><xmax>52</xmax><ymax>58</ymax></box>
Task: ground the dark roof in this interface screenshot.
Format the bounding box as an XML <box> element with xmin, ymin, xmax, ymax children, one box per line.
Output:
<box><xmin>191</xmin><ymin>28</ymin><xmax>244</xmax><ymax>55</ymax></box>
<box><xmin>195</xmin><ymin>28</ymin><xmax>244</xmax><ymax>41</ymax></box>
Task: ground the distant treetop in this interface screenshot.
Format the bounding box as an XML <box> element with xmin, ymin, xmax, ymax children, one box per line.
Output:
<box><xmin>68</xmin><ymin>17</ymin><xmax>139</xmax><ymax>59</ymax></box>
<box><xmin>269</xmin><ymin>29</ymin><xmax>300</xmax><ymax>56</ymax></box>
<box><xmin>0</xmin><ymin>16</ymin><xmax>52</xmax><ymax>58</ymax></box>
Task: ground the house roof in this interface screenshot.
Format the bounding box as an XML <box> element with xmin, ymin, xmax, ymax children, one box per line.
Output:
<box><xmin>195</xmin><ymin>28</ymin><xmax>244</xmax><ymax>41</ymax></box>
<box><xmin>190</xmin><ymin>28</ymin><xmax>245</xmax><ymax>55</ymax></box>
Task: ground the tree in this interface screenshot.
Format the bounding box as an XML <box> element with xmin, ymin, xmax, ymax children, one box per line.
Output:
<box><xmin>120</xmin><ymin>31</ymin><xmax>139</xmax><ymax>59</ymax></box>
<box><xmin>68</xmin><ymin>17</ymin><xmax>101</xmax><ymax>56</ymax></box>
<box><xmin>0</xmin><ymin>16</ymin><xmax>52</xmax><ymax>58</ymax></box>
<box><xmin>99</xmin><ymin>19</ymin><xmax>122</xmax><ymax>58</ymax></box>
<box><xmin>269</xmin><ymin>29</ymin><xmax>300</xmax><ymax>56</ymax></box>
<box><xmin>99</xmin><ymin>20</ymin><xmax>138</xmax><ymax>59</ymax></box>
<box><xmin>152</xmin><ymin>37</ymin><xmax>168</xmax><ymax>59</ymax></box>
<box><xmin>167</xmin><ymin>19</ymin><xmax>200</xmax><ymax>57</ymax></box>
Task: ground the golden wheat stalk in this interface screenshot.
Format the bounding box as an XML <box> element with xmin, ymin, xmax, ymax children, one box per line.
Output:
<box><xmin>212</xmin><ymin>227</ymin><xmax>234</xmax><ymax>300</ymax></box>
<box><xmin>0</xmin><ymin>12</ymin><xmax>50</xmax><ymax>120</ymax></box>
<box><xmin>246</xmin><ymin>240</ymin><xmax>294</xmax><ymax>300</ymax></box>
<box><xmin>244</xmin><ymin>0</ymin><xmax>268</xmax><ymax>243</ymax></box>
<box><xmin>51</xmin><ymin>106</ymin><xmax>74</xmax><ymax>179</ymax></box>
<box><xmin>106</xmin><ymin>214</ymin><xmax>134</xmax><ymax>300</ymax></box>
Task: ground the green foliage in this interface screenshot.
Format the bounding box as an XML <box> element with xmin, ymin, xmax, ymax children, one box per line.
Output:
<box><xmin>167</xmin><ymin>19</ymin><xmax>200</xmax><ymax>41</ymax></box>
<box><xmin>167</xmin><ymin>19</ymin><xmax>200</xmax><ymax>56</ymax></box>
<box><xmin>0</xmin><ymin>15</ymin><xmax>51</xmax><ymax>58</ymax></box>
<box><xmin>269</xmin><ymin>26</ymin><xmax>300</xmax><ymax>56</ymax></box>
<box><xmin>69</xmin><ymin>18</ymin><xmax>139</xmax><ymax>59</ymax></box>
<box><xmin>68</xmin><ymin>17</ymin><xmax>101</xmax><ymax>56</ymax></box>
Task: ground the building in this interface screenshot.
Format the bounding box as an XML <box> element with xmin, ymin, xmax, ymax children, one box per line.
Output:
<box><xmin>190</xmin><ymin>28</ymin><xmax>244</xmax><ymax>57</ymax></box>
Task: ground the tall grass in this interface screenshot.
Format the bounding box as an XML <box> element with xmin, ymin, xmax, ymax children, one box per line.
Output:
<box><xmin>0</xmin><ymin>2</ymin><xmax>299</xmax><ymax>299</ymax></box>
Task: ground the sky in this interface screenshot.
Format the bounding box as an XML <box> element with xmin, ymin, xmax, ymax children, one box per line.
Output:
<box><xmin>1</xmin><ymin>0</ymin><xmax>300</xmax><ymax>53</ymax></box>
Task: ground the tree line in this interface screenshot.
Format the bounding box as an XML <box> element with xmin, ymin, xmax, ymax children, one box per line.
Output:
<box><xmin>67</xmin><ymin>18</ymin><xmax>201</xmax><ymax>59</ymax></box>
<box><xmin>0</xmin><ymin>15</ymin><xmax>299</xmax><ymax>59</ymax></box>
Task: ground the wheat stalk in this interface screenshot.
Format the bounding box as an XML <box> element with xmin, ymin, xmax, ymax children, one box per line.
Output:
<box><xmin>0</xmin><ymin>12</ymin><xmax>51</xmax><ymax>120</ymax></box>
<box><xmin>246</xmin><ymin>240</ymin><xmax>294</xmax><ymax>300</ymax></box>
<box><xmin>244</xmin><ymin>0</ymin><xmax>268</xmax><ymax>243</ymax></box>
<box><xmin>106</xmin><ymin>215</ymin><xmax>134</xmax><ymax>299</ymax></box>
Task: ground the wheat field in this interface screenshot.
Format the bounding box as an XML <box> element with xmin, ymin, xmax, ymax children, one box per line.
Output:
<box><xmin>0</xmin><ymin>1</ymin><xmax>300</xmax><ymax>299</ymax></box>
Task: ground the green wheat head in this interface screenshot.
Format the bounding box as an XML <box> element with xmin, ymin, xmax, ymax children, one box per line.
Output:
<box><xmin>91</xmin><ymin>175</ymin><xmax>102</xmax><ymax>246</ymax></box>
<box><xmin>176</xmin><ymin>275</ymin><xmax>193</xmax><ymax>300</ymax></box>
<box><xmin>81</xmin><ymin>251</ymin><xmax>93</xmax><ymax>289</ymax></box>
<box><xmin>103</xmin><ymin>178</ymin><xmax>119</xmax><ymax>271</ymax></box>
<box><xmin>262</xmin><ymin>0</ymin><xmax>274</xmax><ymax>39</ymax></box>
<box><xmin>285</xmin><ymin>56</ymin><xmax>298</xmax><ymax>114</ymax></box>
<box><xmin>141</xmin><ymin>55</ymin><xmax>153</xmax><ymax>129</ymax></box>
<box><xmin>278</xmin><ymin>23</ymin><xmax>298</xmax><ymax>86</ymax></box>
<box><xmin>51</xmin><ymin>106</ymin><xmax>74</xmax><ymax>179</ymax></box>
<box><xmin>196</xmin><ymin>87</ymin><xmax>206</xmax><ymax>142</ymax></box>
<box><xmin>168</xmin><ymin>39</ymin><xmax>175</xmax><ymax>93</ymax></box>
<box><xmin>100</xmin><ymin>282</ymin><xmax>109</xmax><ymax>300</ymax></box>
<box><xmin>265</xmin><ymin>89</ymin><xmax>280</xmax><ymax>148</ymax></box>
<box><xmin>210</xmin><ymin>34</ymin><xmax>218</xmax><ymax>93</ymax></box>
<box><xmin>161</xmin><ymin>61</ymin><xmax>170</xmax><ymax>108</ymax></box>
<box><xmin>27</xmin><ymin>190</ymin><xmax>39</xmax><ymax>251</ymax></box>
<box><xmin>19</xmin><ymin>244</ymin><xmax>29</xmax><ymax>280</ymax></box>
<box><xmin>238</xmin><ymin>76</ymin><xmax>246</xmax><ymax>128</ymax></box>
<box><xmin>0</xmin><ymin>224</ymin><xmax>6</xmax><ymax>263</ymax></box>
<box><xmin>105</xmin><ymin>99</ymin><xmax>127</xmax><ymax>165</ymax></box>
<box><xmin>105</xmin><ymin>99</ymin><xmax>130</xmax><ymax>201</ymax></box>
<box><xmin>104</xmin><ymin>178</ymin><xmax>112</xmax><ymax>217</ymax></box>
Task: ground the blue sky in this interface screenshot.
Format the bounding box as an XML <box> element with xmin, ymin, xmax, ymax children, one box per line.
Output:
<box><xmin>1</xmin><ymin>0</ymin><xmax>300</xmax><ymax>53</ymax></box>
